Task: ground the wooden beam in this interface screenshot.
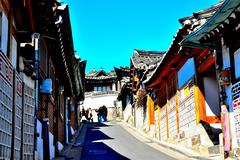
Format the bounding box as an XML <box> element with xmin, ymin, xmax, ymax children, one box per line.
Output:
<box><xmin>26</xmin><ymin>0</ymin><xmax>35</xmax><ymax>31</ymax></box>
<box><xmin>197</xmin><ymin>57</ymin><xmax>215</xmax><ymax>73</ymax></box>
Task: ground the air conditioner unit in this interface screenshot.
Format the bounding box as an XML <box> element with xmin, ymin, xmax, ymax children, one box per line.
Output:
<box><xmin>40</xmin><ymin>79</ymin><xmax>52</xmax><ymax>94</ymax></box>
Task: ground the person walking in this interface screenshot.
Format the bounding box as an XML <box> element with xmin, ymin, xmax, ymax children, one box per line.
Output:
<box><xmin>102</xmin><ymin>105</ymin><xmax>108</xmax><ymax>122</ymax></box>
<box><xmin>88</xmin><ymin>108</ymin><xmax>93</xmax><ymax>123</ymax></box>
<box><xmin>96</xmin><ymin>106</ymin><xmax>103</xmax><ymax>123</ymax></box>
<box><xmin>82</xmin><ymin>107</ymin><xmax>86</xmax><ymax>117</ymax></box>
<box><xmin>85</xmin><ymin>108</ymin><xmax>89</xmax><ymax>120</ymax></box>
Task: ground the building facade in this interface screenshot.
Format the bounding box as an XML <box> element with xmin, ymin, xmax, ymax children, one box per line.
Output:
<box><xmin>0</xmin><ymin>1</ymin><xmax>85</xmax><ymax>159</ymax></box>
<box><xmin>181</xmin><ymin>0</ymin><xmax>240</xmax><ymax>157</ymax></box>
<box><xmin>143</xmin><ymin>3</ymin><xmax>223</xmax><ymax>155</ymax></box>
<box><xmin>83</xmin><ymin>69</ymin><xmax>120</xmax><ymax>121</ymax></box>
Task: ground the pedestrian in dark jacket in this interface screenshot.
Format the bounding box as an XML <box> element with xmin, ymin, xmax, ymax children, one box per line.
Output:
<box><xmin>96</xmin><ymin>106</ymin><xmax>103</xmax><ymax>123</ymax></box>
<box><xmin>102</xmin><ymin>105</ymin><xmax>108</xmax><ymax>122</ymax></box>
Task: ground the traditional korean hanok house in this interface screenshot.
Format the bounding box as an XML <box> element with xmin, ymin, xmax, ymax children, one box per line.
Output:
<box><xmin>0</xmin><ymin>1</ymin><xmax>25</xmax><ymax>159</ymax></box>
<box><xmin>130</xmin><ymin>49</ymin><xmax>165</xmax><ymax>132</ymax></box>
<box><xmin>181</xmin><ymin>0</ymin><xmax>240</xmax><ymax>157</ymax></box>
<box><xmin>114</xmin><ymin>67</ymin><xmax>131</xmax><ymax>119</ymax></box>
<box><xmin>83</xmin><ymin>68</ymin><xmax>119</xmax><ymax>121</ymax></box>
<box><xmin>0</xmin><ymin>0</ymin><xmax>43</xmax><ymax>159</ymax></box>
<box><xmin>55</xmin><ymin>4</ymin><xmax>86</xmax><ymax>144</ymax></box>
<box><xmin>0</xmin><ymin>0</ymin><xmax>84</xmax><ymax>159</ymax></box>
<box><xmin>144</xmin><ymin>2</ymin><xmax>223</xmax><ymax>155</ymax></box>
<box><xmin>29</xmin><ymin>1</ymin><xmax>85</xmax><ymax>159</ymax></box>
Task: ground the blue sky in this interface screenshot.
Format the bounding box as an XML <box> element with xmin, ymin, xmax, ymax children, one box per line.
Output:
<box><xmin>61</xmin><ymin>0</ymin><xmax>219</xmax><ymax>72</ymax></box>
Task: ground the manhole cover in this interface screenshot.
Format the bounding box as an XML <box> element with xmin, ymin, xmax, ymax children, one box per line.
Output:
<box><xmin>88</xmin><ymin>149</ymin><xmax>107</xmax><ymax>155</ymax></box>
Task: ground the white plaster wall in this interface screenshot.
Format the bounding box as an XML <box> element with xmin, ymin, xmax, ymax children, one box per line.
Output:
<box><xmin>135</xmin><ymin>107</ymin><xmax>144</xmax><ymax>129</ymax></box>
<box><xmin>23</xmin><ymin>74</ymin><xmax>35</xmax><ymax>88</ymax></box>
<box><xmin>203</xmin><ymin>77</ymin><xmax>220</xmax><ymax>117</ymax></box>
<box><xmin>168</xmin><ymin>96</ymin><xmax>177</xmax><ymax>138</ymax></box>
<box><xmin>83</xmin><ymin>93</ymin><xmax>118</xmax><ymax>110</ymax></box>
<box><xmin>123</xmin><ymin>101</ymin><xmax>132</xmax><ymax>122</ymax></box>
<box><xmin>36</xmin><ymin>120</ymin><xmax>43</xmax><ymax>160</ymax></box>
<box><xmin>112</xmin><ymin>83</ymin><xmax>116</xmax><ymax>91</ymax></box>
<box><xmin>11</xmin><ymin>36</ymin><xmax>17</xmax><ymax>68</ymax></box>
<box><xmin>160</xmin><ymin>104</ymin><xmax>167</xmax><ymax>141</ymax></box>
<box><xmin>178</xmin><ymin>86</ymin><xmax>197</xmax><ymax>139</ymax></box>
<box><xmin>49</xmin><ymin>132</ymin><xmax>55</xmax><ymax>160</ymax></box>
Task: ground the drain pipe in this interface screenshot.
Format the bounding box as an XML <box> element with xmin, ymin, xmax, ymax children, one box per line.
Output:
<box><xmin>32</xmin><ymin>33</ymin><xmax>40</xmax><ymax>159</ymax></box>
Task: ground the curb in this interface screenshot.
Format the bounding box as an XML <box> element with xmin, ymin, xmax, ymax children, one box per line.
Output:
<box><xmin>117</xmin><ymin>120</ymin><xmax>224</xmax><ymax>160</ymax></box>
<box><xmin>54</xmin><ymin>123</ymin><xmax>88</xmax><ymax>160</ymax></box>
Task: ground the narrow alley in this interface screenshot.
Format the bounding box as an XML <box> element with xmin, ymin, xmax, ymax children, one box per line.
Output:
<box><xmin>81</xmin><ymin>122</ymin><xmax>178</xmax><ymax>160</ymax></box>
<box><xmin>1</xmin><ymin>0</ymin><xmax>240</xmax><ymax>160</ymax></box>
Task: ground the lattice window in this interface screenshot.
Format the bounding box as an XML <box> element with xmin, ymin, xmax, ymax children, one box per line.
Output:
<box><xmin>13</xmin><ymin>73</ymin><xmax>22</xmax><ymax>159</ymax></box>
<box><xmin>0</xmin><ymin>71</ymin><xmax>13</xmax><ymax>160</ymax></box>
<box><xmin>23</xmin><ymin>85</ymin><xmax>35</xmax><ymax>160</ymax></box>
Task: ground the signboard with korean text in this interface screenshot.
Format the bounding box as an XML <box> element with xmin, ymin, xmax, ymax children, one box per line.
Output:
<box><xmin>232</xmin><ymin>81</ymin><xmax>240</xmax><ymax>147</ymax></box>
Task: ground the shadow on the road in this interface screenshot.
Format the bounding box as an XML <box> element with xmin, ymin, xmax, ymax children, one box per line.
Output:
<box><xmin>82</xmin><ymin>141</ymin><xmax>130</xmax><ymax>160</ymax></box>
<box><xmin>81</xmin><ymin>122</ymin><xmax>130</xmax><ymax>160</ymax></box>
<box><xmin>94</xmin><ymin>122</ymin><xmax>113</xmax><ymax>127</ymax></box>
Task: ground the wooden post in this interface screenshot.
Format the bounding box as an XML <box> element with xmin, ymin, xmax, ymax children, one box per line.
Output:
<box><xmin>194</xmin><ymin>85</ymin><xmax>206</xmax><ymax>124</ymax></box>
<box><xmin>158</xmin><ymin>105</ymin><xmax>161</xmax><ymax>140</ymax></box>
<box><xmin>147</xmin><ymin>95</ymin><xmax>154</xmax><ymax>125</ymax></box>
<box><xmin>176</xmin><ymin>92</ymin><xmax>180</xmax><ymax>134</ymax></box>
<box><xmin>165</xmin><ymin>82</ymin><xmax>169</xmax><ymax>139</ymax></box>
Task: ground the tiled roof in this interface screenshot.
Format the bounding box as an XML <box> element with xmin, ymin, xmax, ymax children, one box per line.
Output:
<box><xmin>179</xmin><ymin>1</ymin><xmax>223</xmax><ymax>25</ymax></box>
<box><xmin>86</xmin><ymin>69</ymin><xmax>116</xmax><ymax>80</ymax></box>
<box><xmin>114</xmin><ymin>67</ymin><xmax>130</xmax><ymax>81</ymax></box>
<box><xmin>131</xmin><ymin>49</ymin><xmax>165</xmax><ymax>69</ymax></box>
<box><xmin>181</xmin><ymin>0</ymin><xmax>240</xmax><ymax>49</ymax></box>
<box><xmin>144</xmin><ymin>1</ymin><xmax>222</xmax><ymax>86</ymax></box>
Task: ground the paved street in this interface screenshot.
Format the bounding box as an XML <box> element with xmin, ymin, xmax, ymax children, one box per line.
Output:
<box><xmin>81</xmin><ymin>122</ymin><xmax>177</xmax><ymax>160</ymax></box>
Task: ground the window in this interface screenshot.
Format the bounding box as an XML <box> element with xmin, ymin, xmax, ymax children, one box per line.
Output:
<box><xmin>178</xmin><ymin>58</ymin><xmax>195</xmax><ymax>88</ymax></box>
<box><xmin>94</xmin><ymin>86</ymin><xmax>97</xmax><ymax>91</ymax></box>
<box><xmin>0</xmin><ymin>9</ymin><xmax>9</xmax><ymax>55</ymax></box>
<box><xmin>234</xmin><ymin>48</ymin><xmax>240</xmax><ymax>79</ymax></box>
<box><xmin>103</xmin><ymin>86</ymin><xmax>106</xmax><ymax>91</ymax></box>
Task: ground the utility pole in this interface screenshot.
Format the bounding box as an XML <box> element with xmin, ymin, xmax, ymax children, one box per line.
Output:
<box><xmin>32</xmin><ymin>33</ymin><xmax>40</xmax><ymax>159</ymax></box>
